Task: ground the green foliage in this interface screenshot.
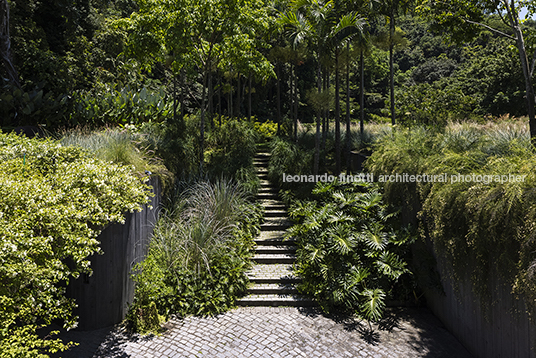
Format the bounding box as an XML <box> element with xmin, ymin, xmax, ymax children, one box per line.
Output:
<box><xmin>128</xmin><ymin>179</ymin><xmax>262</xmax><ymax>330</ymax></box>
<box><xmin>0</xmin><ymin>132</ymin><xmax>151</xmax><ymax>357</ymax></box>
<box><xmin>253</xmin><ymin>119</ymin><xmax>278</xmax><ymax>143</ymax></box>
<box><xmin>0</xmin><ymin>84</ymin><xmax>70</xmax><ymax>128</ymax></box>
<box><xmin>367</xmin><ymin>121</ymin><xmax>536</xmax><ymax>307</ymax></box>
<box><xmin>287</xmin><ymin>180</ymin><xmax>412</xmax><ymax>324</ymax></box>
<box><xmin>205</xmin><ymin>120</ymin><xmax>258</xmax><ymax>178</ymax></box>
<box><xmin>71</xmin><ymin>85</ymin><xmax>172</xmax><ymax>126</ymax></box>
<box><xmin>60</xmin><ymin>126</ymin><xmax>172</xmax><ymax>185</ymax></box>
<box><xmin>268</xmin><ymin>136</ymin><xmax>314</xmax><ymax>191</ymax></box>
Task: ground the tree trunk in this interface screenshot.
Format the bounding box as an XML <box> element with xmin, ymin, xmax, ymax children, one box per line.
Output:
<box><xmin>218</xmin><ymin>75</ymin><xmax>222</xmax><ymax>125</ymax></box>
<box><xmin>228</xmin><ymin>76</ymin><xmax>233</xmax><ymax>118</ymax></box>
<box><xmin>173</xmin><ymin>72</ymin><xmax>177</xmax><ymax>123</ymax></box>
<box><xmin>314</xmin><ymin>56</ymin><xmax>322</xmax><ymax>175</ymax></box>
<box><xmin>236</xmin><ymin>74</ymin><xmax>241</xmax><ymax>117</ymax></box>
<box><xmin>389</xmin><ymin>8</ymin><xmax>395</xmax><ymax>126</ymax></box>
<box><xmin>335</xmin><ymin>46</ymin><xmax>341</xmax><ymax>175</ymax></box>
<box><xmin>208</xmin><ymin>70</ymin><xmax>214</xmax><ymax>128</ymax></box>
<box><xmin>248</xmin><ymin>71</ymin><xmax>252</xmax><ymax>121</ymax></box>
<box><xmin>292</xmin><ymin>62</ymin><xmax>298</xmax><ymax>142</ymax></box>
<box><xmin>0</xmin><ymin>0</ymin><xmax>19</xmax><ymax>88</ymax></box>
<box><xmin>360</xmin><ymin>49</ymin><xmax>365</xmax><ymax>135</ymax></box>
<box><xmin>321</xmin><ymin>67</ymin><xmax>328</xmax><ymax>168</ymax></box>
<box><xmin>345</xmin><ymin>42</ymin><xmax>351</xmax><ymax>172</ymax></box>
<box><xmin>290</xmin><ymin>63</ymin><xmax>295</xmax><ymax>138</ymax></box>
<box><xmin>276</xmin><ymin>63</ymin><xmax>281</xmax><ymax>134</ymax></box>
<box><xmin>200</xmin><ymin>71</ymin><xmax>207</xmax><ymax>176</ymax></box>
<box><xmin>512</xmin><ymin>24</ymin><xmax>536</xmax><ymax>141</ymax></box>
<box><xmin>180</xmin><ymin>68</ymin><xmax>185</xmax><ymax>122</ymax></box>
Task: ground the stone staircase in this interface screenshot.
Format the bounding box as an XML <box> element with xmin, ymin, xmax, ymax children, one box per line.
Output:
<box><xmin>237</xmin><ymin>152</ymin><xmax>314</xmax><ymax>307</ymax></box>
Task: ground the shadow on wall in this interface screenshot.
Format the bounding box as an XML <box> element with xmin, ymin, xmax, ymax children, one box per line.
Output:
<box><xmin>66</xmin><ymin>177</ymin><xmax>162</xmax><ymax>331</ymax></box>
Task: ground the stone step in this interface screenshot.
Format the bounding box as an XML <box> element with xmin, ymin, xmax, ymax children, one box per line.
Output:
<box><xmin>259</xmin><ymin>187</ymin><xmax>278</xmax><ymax>194</ymax></box>
<box><xmin>253</xmin><ymin>254</ymin><xmax>296</xmax><ymax>264</ymax></box>
<box><xmin>246</xmin><ymin>264</ymin><xmax>301</xmax><ymax>284</ymax></box>
<box><xmin>248</xmin><ymin>283</ymin><xmax>299</xmax><ymax>295</ymax></box>
<box><xmin>256</xmin><ymin>231</ymin><xmax>293</xmax><ymax>245</ymax></box>
<box><xmin>261</xmin><ymin>217</ymin><xmax>291</xmax><ymax>231</ymax></box>
<box><xmin>255</xmin><ymin>245</ymin><xmax>296</xmax><ymax>255</ymax></box>
<box><xmin>253</xmin><ymin>161</ymin><xmax>269</xmax><ymax>167</ymax></box>
<box><xmin>257</xmin><ymin>193</ymin><xmax>280</xmax><ymax>201</ymax></box>
<box><xmin>264</xmin><ymin>209</ymin><xmax>287</xmax><ymax>217</ymax></box>
<box><xmin>261</xmin><ymin>224</ymin><xmax>290</xmax><ymax>232</ymax></box>
<box><xmin>260</xmin><ymin>199</ymin><xmax>285</xmax><ymax>208</ymax></box>
<box><xmin>237</xmin><ymin>294</ymin><xmax>315</xmax><ymax>307</ymax></box>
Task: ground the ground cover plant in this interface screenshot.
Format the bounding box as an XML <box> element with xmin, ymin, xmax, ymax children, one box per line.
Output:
<box><xmin>286</xmin><ymin>180</ymin><xmax>413</xmax><ymax>328</ymax></box>
<box><xmin>0</xmin><ymin>132</ymin><xmax>152</xmax><ymax>357</ymax></box>
<box><xmin>127</xmin><ymin>179</ymin><xmax>263</xmax><ymax>333</ymax></box>
<box><xmin>366</xmin><ymin>120</ymin><xmax>536</xmax><ymax>308</ymax></box>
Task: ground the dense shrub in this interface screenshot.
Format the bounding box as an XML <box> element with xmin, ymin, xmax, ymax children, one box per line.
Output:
<box><xmin>71</xmin><ymin>85</ymin><xmax>172</xmax><ymax>127</ymax></box>
<box><xmin>268</xmin><ymin>136</ymin><xmax>314</xmax><ymax>192</ymax></box>
<box><xmin>127</xmin><ymin>179</ymin><xmax>263</xmax><ymax>333</ymax></box>
<box><xmin>0</xmin><ymin>132</ymin><xmax>151</xmax><ymax>357</ymax></box>
<box><xmin>205</xmin><ymin>119</ymin><xmax>258</xmax><ymax>178</ymax></box>
<box><xmin>366</xmin><ymin>121</ymin><xmax>536</xmax><ymax>306</ymax></box>
<box><xmin>287</xmin><ymin>181</ymin><xmax>413</xmax><ymax>327</ymax></box>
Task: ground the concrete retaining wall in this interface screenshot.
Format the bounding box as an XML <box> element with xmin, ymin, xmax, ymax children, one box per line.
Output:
<box><xmin>424</xmin><ymin>249</ymin><xmax>536</xmax><ymax>358</ymax></box>
<box><xmin>66</xmin><ymin>177</ymin><xmax>161</xmax><ymax>330</ymax></box>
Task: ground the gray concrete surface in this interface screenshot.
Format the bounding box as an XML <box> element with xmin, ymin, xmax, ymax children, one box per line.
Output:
<box><xmin>52</xmin><ymin>306</ymin><xmax>473</xmax><ymax>358</ymax></box>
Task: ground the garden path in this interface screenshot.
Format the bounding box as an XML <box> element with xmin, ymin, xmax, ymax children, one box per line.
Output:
<box><xmin>237</xmin><ymin>152</ymin><xmax>313</xmax><ymax>307</ymax></box>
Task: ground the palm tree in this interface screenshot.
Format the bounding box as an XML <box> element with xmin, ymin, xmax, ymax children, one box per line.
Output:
<box><xmin>278</xmin><ymin>0</ymin><xmax>364</xmax><ymax>175</ymax></box>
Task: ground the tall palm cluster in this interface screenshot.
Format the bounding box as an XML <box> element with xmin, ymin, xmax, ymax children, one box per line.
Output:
<box><xmin>276</xmin><ymin>0</ymin><xmax>407</xmax><ymax>175</ymax></box>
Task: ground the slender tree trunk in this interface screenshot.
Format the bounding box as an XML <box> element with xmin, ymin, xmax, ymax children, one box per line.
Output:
<box><xmin>208</xmin><ymin>70</ymin><xmax>214</xmax><ymax>128</ymax></box>
<box><xmin>0</xmin><ymin>0</ymin><xmax>19</xmax><ymax>88</ymax></box>
<box><xmin>512</xmin><ymin>24</ymin><xmax>536</xmax><ymax>141</ymax></box>
<box><xmin>290</xmin><ymin>63</ymin><xmax>295</xmax><ymax>140</ymax></box>
<box><xmin>314</xmin><ymin>56</ymin><xmax>322</xmax><ymax>175</ymax></box>
<box><xmin>389</xmin><ymin>9</ymin><xmax>395</xmax><ymax>126</ymax></box>
<box><xmin>335</xmin><ymin>46</ymin><xmax>341</xmax><ymax>175</ymax></box>
<box><xmin>321</xmin><ymin>67</ymin><xmax>328</xmax><ymax>168</ymax></box>
<box><xmin>276</xmin><ymin>62</ymin><xmax>281</xmax><ymax>134</ymax></box>
<box><xmin>345</xmin><ymin>42</ymin><xmax>351</xmax><ymax>172</ymax></box>
<box><xmin>228</xmin><ymin>76</ymin><xmax>233</xmax><ymax>118</ymax></box>
<box><xmin>236</xmin><ymin>74</ymin><xmax>241</xmax><ymax>117</ymax></box>
<box><xmin>292</xmin><ymin>62</ymin><xmax>298</xmax><ymax>142</ymax></box>
<box><xmin>180</xmin><ymin>68</ymin><xmax>185</xmax><ymax>122</ymax></box>
<box><xmin>200</xmin><ymin>71</ymin><xmax>207</xmax><ymax>175</ymax></box>
<box><xmin>218</xmin><ymin>75</ymin><xmax>222</xmax><ymax>125</ymax></box>
<box><xmin>294</xmin><ymin>62</ymin><xmax>299</xmax><ymax>142</ymax></box>
<box><xmin>173</xmin><ymin>72</ymin><xmax>177</xmax><ymax>123</ymax></box>
<box><xmin>248</xmin><ymin>71</ymin><xmax>252</xmax><ymax>121</ymax></box>
<box><xmin>360</xmin><ymin>49</ymin><xmax>365</xmax><ymax>135</ymax></box>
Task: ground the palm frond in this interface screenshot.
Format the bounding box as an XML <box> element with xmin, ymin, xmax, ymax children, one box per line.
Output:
<box><xmin>375</xmin><ymin>252</ymin><xmax>408</xmax><ymax>280</ymax></box>
<box><xmin>359</xmin><ymin>221</ymin><xmax>388</xmax><ymax>251</ymax></box>
<box><xmin>327</xmin><ymin>224</ymin><xmax>356</xmax><ymax>255</ymax></box>
<box><xmin>360</xmin><ymin>288</ymin><xmax>386</xmax><ymax>322</ymax></box>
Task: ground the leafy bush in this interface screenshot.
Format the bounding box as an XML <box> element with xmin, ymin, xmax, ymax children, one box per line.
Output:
<box><xmin>253</xmin><ymin>119</ymin><xmax>278</xmax><ymax>143</ymax></box>
<box><xmin>366</xmin><ymin>121</ymin><xmax>536</xmax><ymax>307</ymax></box>
<box><xmin>0</xmin><ymin>132</ymin><xmax>151</xmax><ymax>357</ymax></box>
<box><xmin>71</xmin><ymin>85</ymin><xmax>172</xmax><ymax>127</ymax></box>
<box><xmin>268</xmin><ymin>137</ymin><xmax>314</xmax><ymax>192</ymax></box>
<box><xmin>205</xmin><ymin>120</ymin><xmax>258</xmax><ymax>178</ymax></box>
<box><xmin>128</xmin><ymin>179</ymin><xmax>262</xmax><ymax>332</ymax></box>
<box><xmin>287</xmin><ymin>181</ymin><xmax>413</xmax><ymax>327</ymax></box>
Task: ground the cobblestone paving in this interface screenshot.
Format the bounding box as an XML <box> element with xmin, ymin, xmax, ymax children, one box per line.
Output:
<box><xmin>58</xmin><ymin>307</ymin><xmax>473</xmax><ymax>358</ymax></box>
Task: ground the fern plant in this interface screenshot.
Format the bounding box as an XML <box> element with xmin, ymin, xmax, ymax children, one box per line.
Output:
<box><xmin>288</xmin><ymin>180</ymin><xmax>413</xmax><ymax>328</ymax></box>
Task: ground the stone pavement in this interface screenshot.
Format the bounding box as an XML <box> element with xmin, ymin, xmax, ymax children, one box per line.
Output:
<box><xmin>55</xmin><ymin>306</ymin><xmax>473</xmax><ymax>358</ymax></box>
